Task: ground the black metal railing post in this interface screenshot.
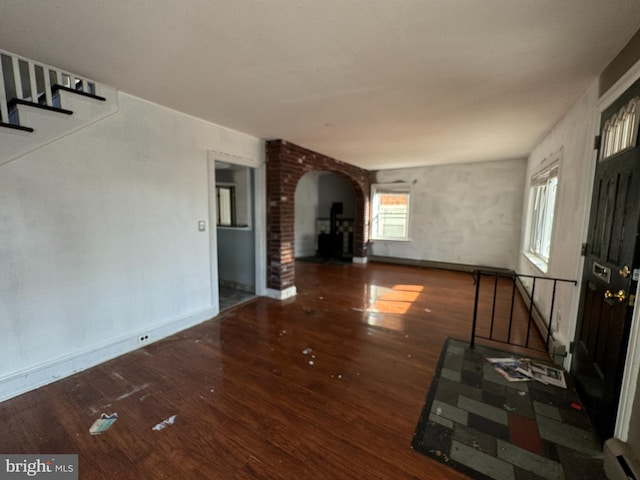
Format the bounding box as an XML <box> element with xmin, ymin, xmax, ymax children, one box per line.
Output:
<box><xmin>470</xmin><ymin>271</ymin><xmax>481</xmax><ymax>348</ymax></box>
<box><xmin>525</xmin><ymin>278</ymin><xmax>536</xmax><ymax>348</ymax></box>
<box><xmin>507</xmin><ymin>273</ymin><xmax>516</xmax><ymax>344</ymax></box>
<box><xmin>546</xmin><ymin>279</ymin><xmax>558</xmax><ymax>350</ymax></box>
<box><xmin>489</xmin><ymin>273</ymin><xmax>499</xmax><ymax>341</ymax></box>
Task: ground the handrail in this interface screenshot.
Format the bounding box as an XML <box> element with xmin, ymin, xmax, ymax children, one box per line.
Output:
<box><xmin>0</xmin><ymin>48</ymin><xmax>100</xmax><ymax>126</ymax></box>
<box><xmin>470</xmin><ymin>269</ymin><xmax>577</xmax><ymax>355</ymax></box>
<box><xmin>471</xmin><ymin>268</ymin><xmax>576</xmax><ymax>284</ymax></box>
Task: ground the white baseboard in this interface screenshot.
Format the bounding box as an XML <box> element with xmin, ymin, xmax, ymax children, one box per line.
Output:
<box><xmin>0</xmin><ymin>306</ymin><xmax>218</xmax><ymax>403</ymax></box>
<box><xmin>352</xmin><ymin>256</ymin><xmax>368</xmax><ymax>264</ymax></box>
<box><xmin>265</xmin><ymin>286</ymin><xmax>297</xmax><ymax>300</ymax></box>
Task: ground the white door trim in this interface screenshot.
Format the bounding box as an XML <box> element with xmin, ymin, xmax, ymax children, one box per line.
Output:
<box><xmin>207</xmin><ymin>156</ymin><xmax>220</xmax><ymax>316</ymax></box>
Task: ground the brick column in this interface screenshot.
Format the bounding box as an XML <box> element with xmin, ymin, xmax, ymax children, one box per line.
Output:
<box><xmin>266</xmin><ymin>140</ymin><xmax>370</xmax><ymax>295</ymax></box>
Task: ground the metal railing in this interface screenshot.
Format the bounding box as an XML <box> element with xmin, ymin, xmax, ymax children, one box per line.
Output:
<box><xmin>470</xmin><ymin>269</ymin><xmax>577</xmax><ymax>354</ymax></box>
<box><xmin>0</xmin><ymin>48</ymin><xmax>99</xmax><ymax>126</ymax></box>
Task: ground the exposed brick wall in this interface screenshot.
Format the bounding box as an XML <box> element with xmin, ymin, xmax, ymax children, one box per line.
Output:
<box><xmin>266</xmin><ymin>140</ymin><xmax>370</xmax><ymax>292</ymax></box>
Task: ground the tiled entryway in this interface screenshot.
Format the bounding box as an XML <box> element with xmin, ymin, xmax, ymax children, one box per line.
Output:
<box><xmin>412</xmin><ymin>338</ymin><xmax>604</xmax><ymax>480</ymax></box>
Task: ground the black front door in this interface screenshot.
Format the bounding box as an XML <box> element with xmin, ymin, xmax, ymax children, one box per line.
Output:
<box><xmin>571</xmin><ymin>78</ymin><xmax>640</xmax><ymax>441</ymax></box>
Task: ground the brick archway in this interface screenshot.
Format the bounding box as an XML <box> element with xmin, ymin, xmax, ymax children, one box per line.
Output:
<box><xmin>266</xmin><ymin>140</ymin><xmax>370</xmax><ymax>297</ymax></box>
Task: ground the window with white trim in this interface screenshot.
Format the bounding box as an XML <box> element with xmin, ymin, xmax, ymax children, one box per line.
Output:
<box><xmin>370</xmin><ymin>184</ymin><xmax>411</xmax><ymax>241</ymax></box>
<box><xmin>527</xmin><ymin>164</ymin><xmax>559</xmax><ymax>267</ymax></box>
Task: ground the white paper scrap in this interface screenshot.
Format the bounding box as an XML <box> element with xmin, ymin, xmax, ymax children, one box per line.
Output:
<box><xmin>152</xmin><ymin>415</ymin><xmax>177</xmax><ymax>431</ymax></box>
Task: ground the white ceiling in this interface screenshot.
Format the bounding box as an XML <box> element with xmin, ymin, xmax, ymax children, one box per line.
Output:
<box><xmin>1</xmin><ymin>0</ymin><xmax>639</xmax><ymax>170</ymax></box>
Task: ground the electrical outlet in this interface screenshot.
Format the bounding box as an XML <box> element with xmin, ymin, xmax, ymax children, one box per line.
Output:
<box><xmin>138</xmin><ymin>334</ymin><xmax>150</xmax><ymax>344</ymax></box>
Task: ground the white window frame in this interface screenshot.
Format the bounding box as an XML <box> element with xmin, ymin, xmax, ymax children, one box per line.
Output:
<box><xmin>370</xmin><ymin>183</ymin><xmax>411</xmax><ymax>241</ymax></box>
<box><xmin>216</xmin><ymin>184</ymin><xmax>235</xmax><ymax>226</ymax></box>
<box><xmin>525</xmin><ymin>162</ymin><xmax>559</xmax><ymax>272</ymax></box>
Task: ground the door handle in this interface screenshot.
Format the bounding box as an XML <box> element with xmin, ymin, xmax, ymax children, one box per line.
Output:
<box><xmin>619</xmin><ymin>265</ymin><xmax>631</xmax><ymax>278</ymax></box>
<box><xmin>604</xmin><ymin>289</ymin><xmax>626</xmax><ymax>303</ymax></box>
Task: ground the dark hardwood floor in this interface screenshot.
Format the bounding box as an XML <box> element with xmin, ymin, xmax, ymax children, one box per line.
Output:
<box><xmin>0</xmin><ymin>261</ymin><xmax>549</xmax><ymax>479</ymax></box>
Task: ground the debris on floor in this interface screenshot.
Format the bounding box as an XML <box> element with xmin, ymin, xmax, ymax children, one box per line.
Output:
<box><xmin>89</xmin><ymin>413</ymin><xmax>118</xmax><ymax>435</ymax></box>
<box><xmin>152</xmin><ymin>415</ymin><xmax>177</xmax><ymax>431</ymax></box>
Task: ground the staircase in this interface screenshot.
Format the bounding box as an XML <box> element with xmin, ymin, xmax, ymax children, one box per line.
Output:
<box><xmin>0</xmin><ymin>49</ymin><xmax>118</xmax><ymax>165</ymax></box>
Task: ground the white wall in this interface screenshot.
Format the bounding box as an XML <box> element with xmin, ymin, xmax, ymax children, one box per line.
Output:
<box><xmin>294</xmin><ymin>171</ymin><xmax>358</xmax><ymax>257</ymax></box>
<box><xmin>0</xmin><ymin>92</ymin><xmax>264</xmax><ymax>401</ymax></box>
<box><xmin>318</xmin><ymin>173</ymin><xmax>356</xmax><ymax>219</ymax></box>
<box><xmin>294</xmin><ymin>171</ymin><xmax>321</xmax><ymax>257</ymax></box>
<box><xmin>370</xmin><ymin>159</ymin><xmax>526</xmax><ymax>270</ymax></box>
<box><xmin>517</xmin><ymin>81</ymin><xmax>599</xmax><ymax>350</ymax></box>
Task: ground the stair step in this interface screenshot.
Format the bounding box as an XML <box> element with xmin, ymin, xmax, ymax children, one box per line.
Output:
<box><xmin>52</xmin><ymin>84</ymin><xmax>106</xmax><ymax>102</ymax></box>
<box><xmin>1</xmin><ymin>84</ymin><xmax>118</xmax><ymax>165</ymax></box>
<box><xmin>8</xmin><ymin>98</ymin><xmax>73</xmax><ymax>116</ymax></box>
<box><xmin>0</xmin><ymin>121</ymin><xmax>34</xmax><ymax>132</ymax></box>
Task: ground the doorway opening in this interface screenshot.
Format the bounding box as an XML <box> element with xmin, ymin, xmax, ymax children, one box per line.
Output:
<box><xmin>295</xmin><ymin>171</ymin><xmax>356</xmax><ymax>264</ymax></box>
<box><xmin>214</xmin><ymin>160</ymin><xmax>257</xmax><ymax>311</ymax></box>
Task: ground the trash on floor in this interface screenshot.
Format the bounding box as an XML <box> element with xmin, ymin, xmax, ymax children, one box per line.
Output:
<box><xmin>486</xmin><ymin>357</ymin><xmax>567</xmax><ymax>388</ymax></box>
<box><xmin>89</xmin><ymin>413</ymin><xmax>118</xmax><ymax>435</ymax></box>
<box><xmin>152</xmin><ymin>415</ymin><xmax>177</xmax><ymax>431</ymax></box>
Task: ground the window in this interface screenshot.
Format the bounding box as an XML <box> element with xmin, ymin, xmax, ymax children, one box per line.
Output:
<box><xmin>527</xmin><ymin>164</ymin><xmax>559</xmax><ymax>267</ymax></box>
<box><xmin>214</xmin><ymin>161</ymin><xmax>252</xmax><ymax>228</ymax></box>
<box><xmin>216</xmin><ymin>185</ymin><xmax>235</xmax><ymax>226</ymax></box>
<box><xmin>601</xmin><ymin>97</ymin><xmax>639</xmax><ymax>160</ymax></box>
<box><xmin>370</xmin><ymin>184</ymin><xmax>410</xmax><ymax>241</ymax></box>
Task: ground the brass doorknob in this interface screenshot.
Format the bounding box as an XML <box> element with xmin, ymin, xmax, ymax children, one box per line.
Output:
<box><xmin>604</xmin><ymin>289</ymin><xmax>626</xmax><ymax>303</ymax></box>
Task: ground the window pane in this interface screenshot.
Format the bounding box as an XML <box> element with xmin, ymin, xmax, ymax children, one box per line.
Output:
<box><xmin>217</xmin><ymin>187</ymin><xmax>233</xmax><ymax>226</ymax></box>
<box><xmin>371</xmin><ymin>187</ymin><xmax>410</xmax><ymax>240</ymax></box>
<box><xmin>528</xmin><ymin>171</ymin><xmax>558</xmax><ymax>264</ymax></box>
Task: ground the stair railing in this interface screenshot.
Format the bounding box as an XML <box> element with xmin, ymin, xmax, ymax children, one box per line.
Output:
<box><xmin>470</xmin><ymin>269</ymin><xmax>577</xmax><ymax>355</ymax></box>
<box><xmin>0</xmin><ymin>48</ymin><xmax>99</xmax><ymax>126</ymax></box>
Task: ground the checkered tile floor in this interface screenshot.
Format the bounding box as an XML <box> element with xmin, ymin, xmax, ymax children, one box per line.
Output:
<box><xmin>411</xmin><ymin>338</ymin><xmax>605</xmax><ymax>480</ymax></box>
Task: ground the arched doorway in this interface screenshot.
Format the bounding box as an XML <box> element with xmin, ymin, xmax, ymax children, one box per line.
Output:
<box><xmin>295</xmin><ymin>171</ymin><xmax>357</xmax><ymax>260</ymax></box>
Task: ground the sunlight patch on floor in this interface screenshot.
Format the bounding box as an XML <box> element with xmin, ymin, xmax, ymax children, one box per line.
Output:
<box><xmin>359</xmin><ymin>283</ymin><xmax>425</xmax><ymax>331</ymax></box>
